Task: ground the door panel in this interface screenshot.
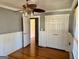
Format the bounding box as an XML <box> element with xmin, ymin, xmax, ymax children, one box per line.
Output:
<box><xmin>45</xmin><ymin>14</ymin><xmax>69</xmax><ymax>50</ymax></box>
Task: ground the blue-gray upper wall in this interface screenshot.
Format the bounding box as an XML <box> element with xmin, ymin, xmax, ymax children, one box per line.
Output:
<box><xmin>0</xmin><ymin>8</ymin><xmax>22</xmax><ymax>34</ymax></box>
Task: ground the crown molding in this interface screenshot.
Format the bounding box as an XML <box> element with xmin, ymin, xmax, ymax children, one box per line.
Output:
<box><xmin>0</xmin><ymin>4</ymin><xmax>19</xmax><ymax>11</ymax></box>
<box><xmin>46</xmin><ymin>8</ymin><xmax>72</xmax><ymax>13</ymax></box>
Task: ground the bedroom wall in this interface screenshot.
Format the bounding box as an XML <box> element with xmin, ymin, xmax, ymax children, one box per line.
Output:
<box><xmin>0</xmin><ymin>8</ymin><xmax>22</xmax><ymax>34</ymax></box>
<box><xmin>39</xmin><ymin>10</ymin><xmax>78</xmax><ymax>59</ymax></box>
<box><xmin>0</xmin><ymin>7</ymin><xmax>22</xmax><ymax>56</ymax></box>
<box><xmin>72</xmin><ymin>6</ymin><xmax>78</xmax><ymax>59</ymax></box>
<box><xmin>69</xmin><ymin>12</ymin><xmax>74</xmax><ymax>36</ymax></box>
<box><xmin>69</xmin><ymin>6</ymin><xmax>78</xmax><ymax>59</ymax></box>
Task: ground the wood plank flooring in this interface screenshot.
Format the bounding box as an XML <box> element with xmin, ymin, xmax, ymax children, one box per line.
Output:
<box><xmin>8</xmin><ymin>46</ymin><xmax>69</xmax><ymax>59</ymax></box>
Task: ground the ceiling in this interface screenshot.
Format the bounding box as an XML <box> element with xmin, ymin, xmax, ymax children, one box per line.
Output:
<box><xmin>0</xmin><ymin>0</ymin><xmax>74</xmax><ymax>12</ymax></box>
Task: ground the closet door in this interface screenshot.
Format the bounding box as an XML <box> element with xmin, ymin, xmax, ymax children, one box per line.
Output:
<box><xmin>45</xmin><ymin>14</ymin><xmax>69</xmax><ymax>50</ymax></box>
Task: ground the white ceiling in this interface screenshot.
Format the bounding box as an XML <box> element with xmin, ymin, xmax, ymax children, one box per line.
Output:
<box><xmin>0</xmin><ymin>0</ymin><xmax>74</xmax><ymax>12</ymax></box>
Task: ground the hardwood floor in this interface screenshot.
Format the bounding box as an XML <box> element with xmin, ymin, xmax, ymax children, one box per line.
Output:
<box><xmin>8</xmin><ymin>46</ymin><xmax>69</xmax><ymax>59</ymax></box>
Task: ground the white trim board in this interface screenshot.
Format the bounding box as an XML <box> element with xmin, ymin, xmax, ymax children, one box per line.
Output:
<box><xmin>46</xmin><ymin>9</ymin><xmax>72</xmax><ymax>13</ymax></box>
<box><xmin>0</xmin><ymin>32</ymin><xmax>22</xmax><ymax>56</ymax></box>
<box><xmin>0</xmin><ymin>4</ymin><xmax>20</xmax><ymax>11</ymax></box>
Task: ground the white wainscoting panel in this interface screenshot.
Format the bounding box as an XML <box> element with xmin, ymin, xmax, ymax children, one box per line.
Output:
<box><xmin>0</xmin><ymin>32</ymin><xmax>22</xmax><ymax>56</ymax></box>
<box><xmin>39</xmin><ymin>31</ymin><xmax>47</xmax><ymax>47</ymax></box>
<box><xmin>73</xmin><ymin>39</ymin><xmax>78</xmax><ymax>59</ymax></box>
<box><xmin>24</xmin><ymin>34</ymin><xmax>30</xmax><ymax>47</ymax></box>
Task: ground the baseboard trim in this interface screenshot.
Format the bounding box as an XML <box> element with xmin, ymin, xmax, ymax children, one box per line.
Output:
<box><xmin>24</xmin><ymin>44</ymin><xmax>30</xmax><ymax>48</ymax></box>
<box><xmin>72</xmin><ymin>52</ymin><xmax>74</xmax><ymax>59</ymax></box>
<box><xmin>8</xmin><ymin>44</ymin><xmax>30</xmax><ymax>56</ymax></box>
<box><xmin>47</xmin><ymin>47</ymin><xmax>69</xmax><ymax>53</ymax></box>
<box><xmin>38</xmin><ymin>46</ymin><xmax>46</xmax><ymax>48</ymax></box>
<box><xmin>39</xmin><ymin>46</ymin><xmax>68</xmax><ymax>53</ymax></box>
<box><xmin>70</xmin><ymin>51</ymin><xmax>74</xmax><ymax>59</ymax></box>
<box><xmin>8</xmin><ymin>47</ymin><xmax>23</xmax><ymax>56</ymax></box>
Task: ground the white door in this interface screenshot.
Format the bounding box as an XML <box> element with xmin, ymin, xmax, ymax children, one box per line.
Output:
<box><xmin>23</xmin><ymin>15</ymin><xmax>30</xmax><ymax>47</ymax></box>
<box><xmin>45</xmin><ymin>14</ymin><xmax>69</xmax><ymax>50</ymax></box>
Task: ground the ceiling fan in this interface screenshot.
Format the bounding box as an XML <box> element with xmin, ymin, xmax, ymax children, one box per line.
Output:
<box><xmin>17</xmin><ymin>0</ymin><xmax>45</xmax><ymax>15</ymax></box>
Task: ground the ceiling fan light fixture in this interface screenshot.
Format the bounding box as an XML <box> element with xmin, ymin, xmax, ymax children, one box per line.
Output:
<box><xmin>27</xmin><ymin>0</ymin><xmax>37</xmax><ymax>4</ymax></box>
<box><xmin>16</xmin><ymin>0</ymin><xmax>45</xmax><ymax>17</ymax></box>
<box><xmin>33</xmin><ymin>9</ymin><xmax>45</xmax><ymax>13</ymax></box>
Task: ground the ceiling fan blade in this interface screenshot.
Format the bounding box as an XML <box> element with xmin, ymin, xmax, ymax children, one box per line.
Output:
<box><xmin>26</xmin><ymin>0</ymin><xmax>28</xmax><ymax>1</ymax></box>
<box><xmin>33</xmin><ymin>8</ymin><xmax>45</xmax><ymax>13</ymax></box>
